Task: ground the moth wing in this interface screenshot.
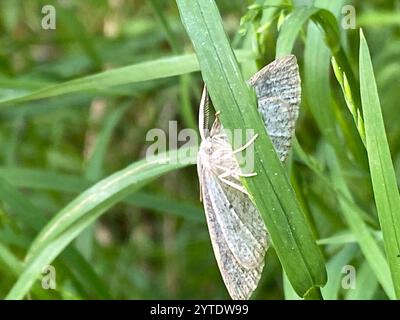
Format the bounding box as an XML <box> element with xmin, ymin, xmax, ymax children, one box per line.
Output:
<box><xmin>248</xmin><ymin>55</ymin><xmax>301</xmax><ymax>161</ymax></box>
<box><xmin>258</xmin><ymin>97</ymin><xmax>296</xmax><ymax>161</ymax></box>
<box><xmin>201</xmin><ymin>169</ymin><xmax>266</xmax><ymax>300</ymax></box>
<box><xmin>216</xmin><ymin>176</ymin><xmax>269</xmax><ymax>269</ymax></box>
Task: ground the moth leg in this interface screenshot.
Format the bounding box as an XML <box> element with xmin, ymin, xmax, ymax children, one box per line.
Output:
<box><xmin>213</xmin><ymin>164</ymin><xmax>257</xmax><ymax>181</ymax></box>
<box><xmin>214</xmin><ymin>164</ymin><xmax>240</xmax><ymax>179</ymax></box>
<box><xmin>219</xmin><ymin>176</ymin><xmax>249</xmax><ymax>195</ymax></box>
<box><xmin>233</xmin><ymin>171</ymin><xmax>257</xmax><ymax>178</ymax></box>
<box><xmin>232</xmin><ymin>134</ymin><xmax>258</xmax><ymax>154</ymax></box>
<box><xmin>220</xmin><ymin>133</ymin><xmax>259</xmax><ymax>177</ymax></box>
<box><xmin>212</xmin><ymin>134</ymin><xmax>227</xmax><ymax>139</ymax></box>
<box><xmin>217</xmin><ymin>169</ymin><xmax>250</xmax><ymax>195</ymax></box>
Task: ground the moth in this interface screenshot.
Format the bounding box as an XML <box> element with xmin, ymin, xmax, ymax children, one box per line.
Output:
<box><xmin>197</xmin><ymin>55</ymin><xmax>301</xmax><ymax>300</ymax></box>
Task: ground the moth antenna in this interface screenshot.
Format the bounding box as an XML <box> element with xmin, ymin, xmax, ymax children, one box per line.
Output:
<box><xmin>198</xmin><ymin>85</ymin><xmax>210</xmax><ymax>140</ymax></box>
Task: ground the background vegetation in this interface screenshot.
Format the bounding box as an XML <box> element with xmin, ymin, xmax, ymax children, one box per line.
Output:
<box><xmin>0</xmin><ymin>0</ymin><xmax>399</xmax><ymax>299</ymax></box>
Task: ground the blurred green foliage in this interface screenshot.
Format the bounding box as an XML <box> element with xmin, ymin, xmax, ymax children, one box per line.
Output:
<box><xmin>0</xmin><ymin>0</ymin><xmax>399</xmax><ymax>299</ymax></box>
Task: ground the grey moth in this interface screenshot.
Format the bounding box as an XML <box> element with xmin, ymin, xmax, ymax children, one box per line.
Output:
<box><xmin>197</xmin><ymin>55</ymin><xmax>301</xmax><ymax>300</ymax></box>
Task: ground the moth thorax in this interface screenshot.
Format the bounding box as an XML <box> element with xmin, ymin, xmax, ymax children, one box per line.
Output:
<box><xmin>200</xmin><ymin>138</ymin><xmax>213</xmax><ymax>154</ymax></box>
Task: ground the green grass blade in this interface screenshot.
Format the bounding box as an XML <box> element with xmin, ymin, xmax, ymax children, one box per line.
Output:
<box><xmin>326</xmin><ymin>145</ymin><xmax>396</xmax><ymax>299</ymax></box>
<box><xmin>0</xmin><ymin>168</ymin><xmax>89</xmax><ymax>192</ymax></box>
<box><xmin>345</xmin><ymin>261</ymin><xmax>378</xmax><ymax>300</ymax></box>
<box><xmin>283</xmin><ymin>272</ymin><xmax>302</xmax><ymax>300</ymax></box>
<box><xmin>293</xmin><ymin>139</ymin><xmax>377</xmax><ymax>227</ymax></box>
<box><xmin>5</xmin><ymin>146</ymin><xmax>197</xmax><ymax>299</ymax></box>
<box><xmin>0</xmin><ymin>167</ymin><xmax>203</xmax><ymax>222</ymax></box>
<box><xmin>176</xmin><ymin>0</ymin><xmax>326</xmax><ymax>297</ymax></box>
<box><xmin>149</xmin><ymin>0</ymin><xmax>182</xmax><ymax>53</ymax></box>
<box><xmin>0</xmin><ymin>177</ymin><xmax>111</xmax><ymax>299</ymax></box>
<box><xmin>276</xmin><ymin>7</ymin><xmax>319</xmax><ymax>57</ymax></box>
<box><xmin>303</xmin><ymin>4</ymin><xmax>342</xmax><ymax>152</ymax></box>
<box><xmin>0</xmin><ymin>243</ymin><xmax>48</xmax><ymax>299</ymax></box>
<box><xmin>125</xmin><ymin>192</ymin><xmax>203</xmax><ymax>222</ymax></box>
<box><xmin>294</xmin><ymin>139</ymin><xmax>394</xmax><ymax>298</ymax></box>
<box><xmin>276</xmin><ymin>5</ymin><xmax>341</xmax><ymax>58</ymax></box>
<box><xmin>85</xmin><ymin>104</ymin><xmax>130</xmax><ymax>181</ymax></box>
<box><xmin>0</xmin><ymin>242</ymin><xmax>23</xmax><ymax>276</ymax></box>
<box><xmin>0</xmin><ymin>51</ymin><xmax>254</xmax><ymax>106</ymax></box>
<box><xmin>321</xmin><ymin>244</ymin><xmax>357</xmax><ymax>300</ymax></box>
<box><xmin>317</xmin><ymin>232</ymin><xmax>358</xmax><ymax>246</ymax></box>
<box><xmin>149</xmin><ymin>0</ymin><xmax>197</xmax><ymax>130</ymax></box>
<box><xmin>279</xmin><ymin>2</ymin><xmax>366</xmax><ymax>168</ymax></box>
<box><xmin>359</xmin><ymin>29</ymin><xmax>400</xmax><ymax>298</ymax></box>
<box><xmin>58</xmin><ymin>7</ymin><xmax>102</xmax><ymax>70</ymax></box>
<box><xmin>331</xmin><ymin>57</ymin><xmax>366</xmax><ymax>145</ymax></box>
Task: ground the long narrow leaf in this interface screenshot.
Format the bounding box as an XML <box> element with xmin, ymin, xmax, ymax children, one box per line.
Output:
<box><xmin>326</xmin><ymin>145</ymin><xmax>395</xmax><ymax>299</ymax></box>
<box><xmin>359</xmin><ymin>29</ymin><xmax>400</xmax><ymax>298</ymax></box>
<box><xmin>5</xmin><ymin>146</ymin><xmax>197</xmax><ymax>299</ymax></box>
<box><xmin>0</xmin><ymin>177</ymin><xmax>111</xmax><ymax>299</ymax></box>
<box><xmin>0</xmin><ymin>167</ymin><xmax>203</xmax><ymax>221</ymax></box>
<box><xmin>0</xmin><ymin>51</ymin><xmax>253</xmax><ymax>106</ymax></box>
<box><xmin>176</xmin><ymin>0</ymin><xmax>326</xmax><ymax>297</ymax></box>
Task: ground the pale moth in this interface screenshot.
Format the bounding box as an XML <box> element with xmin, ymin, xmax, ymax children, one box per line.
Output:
<box><xmin>197</xmin><ymin>55</ymin><xmax>301</xmax><ymax>300</ymax></box>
